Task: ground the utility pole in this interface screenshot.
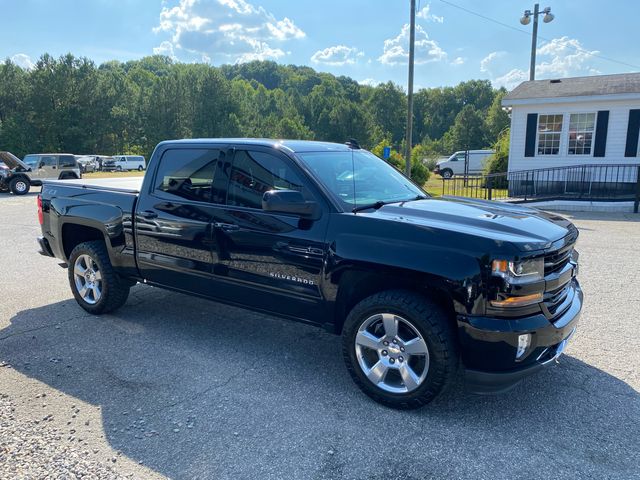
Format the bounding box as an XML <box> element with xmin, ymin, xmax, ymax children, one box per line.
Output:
<box><xmin>529</xmin><ymin>3</ymin><xmax>539</xmax><ymax>81</ymax></box>
<box><xmin>405</xmin><ymin>0</ymin><xmax>416</xmax><ymax>178</ymax></box>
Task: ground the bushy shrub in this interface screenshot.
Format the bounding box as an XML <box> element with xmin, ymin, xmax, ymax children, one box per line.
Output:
<box><xmin>483</xmin><ymin>128</ymin><xmax>509</xmax><ymax>175</ymax></box>
<box><xmin>371</xmin><ymin>139</ymin><xmax>430</xmax><ymax>186</ymax></box>
<box><xmin>483</xmin><ymin>128</ymin><xmax>509</xmax><ymax>189</ymax></box>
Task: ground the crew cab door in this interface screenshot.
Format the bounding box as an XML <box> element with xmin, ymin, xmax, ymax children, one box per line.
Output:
<box><xmin>210</xmin><ymin>146</ymin><xmax>330</xmax><ymax>322</ymax></box>
<box><xmin>134</xmin><ymin>146</ymin><xmax>226</xmax><ymax>295</ymax></box>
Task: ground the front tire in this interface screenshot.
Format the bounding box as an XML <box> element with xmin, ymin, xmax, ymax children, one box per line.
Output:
<box><xmin>68</xmin><ymin>241</ymin><xmax>130</xmax><ymax>314</ymax></box>
<box><xmin>9</xmin><ymin>177</ymin><xmax>30</xmax><ymax>195</ymax></box>
<box><xmin>342</xmin><ymin>290</ymin><xmax>458</xmax><ymax>409</ymax></box>
<box><xmin>441</xmin><ymin>169</ymin><xmax>453</xmax><ymax>179</ymax></box>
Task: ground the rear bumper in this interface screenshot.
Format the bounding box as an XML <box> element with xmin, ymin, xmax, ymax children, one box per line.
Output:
<box><xmin>459</xmin><ymin>281</ymin><xmax>583</xmax><ymax>394</ymax></box>
<box><xmin>37</xmin><ymin>235</ymin><xmax>55</xmax><ymax>257</ymax></box>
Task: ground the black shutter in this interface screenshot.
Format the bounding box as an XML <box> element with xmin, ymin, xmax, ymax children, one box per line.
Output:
<box><xmin>624</xmin><ymin>109</ymin><xmax>640</xmax><ymax>157</ymax></box>
<box><xmin>593</xmin><ymin>110</ymin><xmax>609</xmax><ymax>157</ymax></box>
<box><xmin>524</xmin><ymin>113</ymin><xmax>538</xmax><ymax>157</ymax></box>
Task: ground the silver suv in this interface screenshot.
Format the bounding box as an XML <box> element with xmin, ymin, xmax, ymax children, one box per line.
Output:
<box><xmin>0</xmin><ymin>152</ymin><xmax>81</xmax><ymax>195</ymax></box>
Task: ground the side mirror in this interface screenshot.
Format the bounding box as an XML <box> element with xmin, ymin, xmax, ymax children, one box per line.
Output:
<box><xmin>262</xmin><ymin>189</ymin><xmax>321</xmax><ymax>220</ymax></box>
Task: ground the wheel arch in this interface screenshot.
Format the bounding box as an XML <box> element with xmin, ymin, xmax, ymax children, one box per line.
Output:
<box><xmin>61</xmin><ymin>223</ymin><xmax>108</xmax><ymax>260</ymax></box>
<box><xmin>331</xmin><ymin>266</ymin><xmax>459</xmax><ymax>336</ymax></box>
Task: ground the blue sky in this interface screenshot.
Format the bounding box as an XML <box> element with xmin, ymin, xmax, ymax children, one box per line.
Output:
<box><xmin>2</xmin><ymin>0</ymin><xmax>639</xmax><ymax>90</ymax></box>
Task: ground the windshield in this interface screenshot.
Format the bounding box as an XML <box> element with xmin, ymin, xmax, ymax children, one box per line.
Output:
<box><xmin>23</xmin><ymin>155</ymin><xmax>38</xmax><ymax>168</ymax></box>
<box><xmin>297</xmin><ymin>150</ymin><xmax>426</xmax><ymax>209</ymax></box>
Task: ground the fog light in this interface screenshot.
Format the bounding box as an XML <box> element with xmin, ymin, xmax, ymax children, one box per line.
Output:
<box><xmin>516</xmin><ymin>334</ymin><xmax>531</xmax><ymax>360</ymax></box>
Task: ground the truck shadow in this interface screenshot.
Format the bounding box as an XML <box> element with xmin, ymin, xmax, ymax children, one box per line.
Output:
<box><xmin>1</xmin><ymin>286</ymin><xmax>639</xmax><ymax>479</ymax></box>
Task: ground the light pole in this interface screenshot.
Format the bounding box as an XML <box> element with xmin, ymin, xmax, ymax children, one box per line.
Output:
<box><xmin>520</xmin><ymin>4</ymin><xmax>555</xmax><ymax>81</ymax></box>
<box><xmin>405</xmin><ymin>0</ymin><xmax>416</xmax><ymax>178</ymax></box>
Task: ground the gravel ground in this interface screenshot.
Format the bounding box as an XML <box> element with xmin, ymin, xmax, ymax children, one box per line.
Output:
<box><xmin>0</xmin><ymin>394</ymin><xmax>126</xmax><ymax>479</ymax></box>
<box><xmin>0</xmin><ymin>189</ymin><xmax>639</xmax><ymax>480</ymax></box>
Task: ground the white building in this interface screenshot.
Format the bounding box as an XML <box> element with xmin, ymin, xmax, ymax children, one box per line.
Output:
<box><xmin>501</xmin><ymin>74</ymin><xmax>640</xmax><ymax>204</ymax></box>
<box><xmin>502</xmin><ymin>73</ymin><xmax>640</xmax><ymax>171</ymax></box>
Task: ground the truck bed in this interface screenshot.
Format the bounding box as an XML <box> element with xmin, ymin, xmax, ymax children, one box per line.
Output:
<box><xmin>44</xmin><ymin>176</ymin><xmax>143</xmax><ymax>194</ymax></box>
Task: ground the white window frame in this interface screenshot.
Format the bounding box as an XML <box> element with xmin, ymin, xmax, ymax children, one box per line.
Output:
<box><xmin>535</xmin><ymin>113</ymin><xmax>564</xmax><ymax>156</ymax></box>
<box><xmin>567</xmin><ymin>112</ymin><xmax>597</xmax><ymax>157</ymax></box>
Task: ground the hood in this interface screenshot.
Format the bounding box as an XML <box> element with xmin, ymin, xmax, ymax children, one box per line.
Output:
<box><xmin>372</xmin><ymin>196</ymin><xmax>576</xmax><ymax>252</ymax></box>
<box><xmin>0</xmin><ymin>151</ymin><xmax>30</xmax><ymax>171</ymax></box>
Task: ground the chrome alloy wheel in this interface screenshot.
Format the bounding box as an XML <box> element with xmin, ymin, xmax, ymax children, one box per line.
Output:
<box><xmin>14</xmin><ymin>180</ymin><xmax>28</xmax><ymax>192</ymax></box>
<box><xmin>73</xmin><ymin>254</ymin><xmax>103</xmax><ymax>305</ymax></box>
<box><xmin>354</xmin><ymin>313</ymin><xmax>430</xmax><ymax>393</ymax></box>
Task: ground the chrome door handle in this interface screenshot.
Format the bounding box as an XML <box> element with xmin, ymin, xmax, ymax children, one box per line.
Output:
<box><xmin>214</xmin><ymin>222</ymin><xmax>240</xmax><ymax>231</ymax></box>
<box><xmin>140</xmin><ymin>210</ymin><xmax>158</xmax><ymax>219</ymax></box>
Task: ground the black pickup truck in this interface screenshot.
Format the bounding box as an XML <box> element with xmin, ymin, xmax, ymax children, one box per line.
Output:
<box><xmin>37</xmin><ymin>139</ymin><xmax>582</xmax><ymax>408</ymax></box>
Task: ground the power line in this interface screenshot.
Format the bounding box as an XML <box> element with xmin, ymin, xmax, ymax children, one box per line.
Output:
<box><xmin>438</xmin><ymin>0</ymin><xmax>640</xmax><ymax>71</ymax></box>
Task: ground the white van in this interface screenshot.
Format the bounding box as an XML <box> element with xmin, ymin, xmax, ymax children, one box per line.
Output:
<box><xmin>435</xmin><ymin>150</ymin><xmax>494</xmax><ymax>178</ymax></box>
<box><xmin>104</xmin><ymin>155</ymin><xmax>146</xmax><ymax>172</ymax></box>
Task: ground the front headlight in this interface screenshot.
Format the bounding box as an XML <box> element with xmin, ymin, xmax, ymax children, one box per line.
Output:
<box><xmin>491</xmin><ymin>257</ymin><xmax>544</xmax><ymax>283</ymax></box>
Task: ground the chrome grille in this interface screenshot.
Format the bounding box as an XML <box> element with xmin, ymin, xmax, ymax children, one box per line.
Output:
<box><xmin>544</xmin><ymin>245</ymin><xmax>573</xmax><ymax>275</ymax></box>
<box><xmin>543</xmin><ymin>284</ymin><xmax>571</xmax><ymax>316</ymax></box>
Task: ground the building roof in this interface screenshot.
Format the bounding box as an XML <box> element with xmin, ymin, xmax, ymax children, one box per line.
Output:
<box><xmin>502</xmin><ymin>72</ymin><xmax>640</xmax><ymax>105</ymax></box>
<box><xmin>159</xmin><ymin>138</ymin><xmax>355</xmax><ymax>153</ymax></box>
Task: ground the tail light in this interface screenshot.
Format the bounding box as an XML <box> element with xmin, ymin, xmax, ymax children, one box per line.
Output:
<box><xmin>37</xmin><ymin>194</ymin><xmax>43</xmax><ymax>225</ymax></box>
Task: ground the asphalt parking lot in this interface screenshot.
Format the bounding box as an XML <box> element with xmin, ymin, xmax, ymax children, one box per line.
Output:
<box><xmin>1</xmin><ymin>189</ymin><xmax>639</xmax><ymax>480</ymax></box>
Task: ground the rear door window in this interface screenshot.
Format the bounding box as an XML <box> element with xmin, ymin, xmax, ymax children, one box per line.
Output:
<box><xmin>154</xmin><ymin>148</ymin><xmax>221</xmax><ymax>203</ymax></box>
<box><xmin>58</xmin><ymin>155</ymin><xmax>76</xmax><ymax>168</ymax></box>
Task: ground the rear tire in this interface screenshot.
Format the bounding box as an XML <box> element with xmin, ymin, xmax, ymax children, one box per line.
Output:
<box><xmin>9</xmin><ymin>177</ymin><xmax>30</xmax><ymax>195</ymax></box>
<box><xmin>137</xmin><ymin>165</ymin><xmax>143</xmax><ymax>171</ymax></box>
<box><xmin>342</xmin><ymin>290</ymin><xmax>458</xmax><ymax>409</ymax></box>
<box><xmin>68</xmin><ymin>241</ymin><xmax>130</xmax><ymax>315</ymax></box>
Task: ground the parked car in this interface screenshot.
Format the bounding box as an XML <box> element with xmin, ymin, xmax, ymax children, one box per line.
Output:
<box><xmin>0</xmin><ymin>152</ymin><xmax>81</xmax><ymax>195</ymax></box>
<box><xmin>102</xmin><ymin>155</ymin><xmax>146</xmax><ymax>172</ymax></box>
<box><xmin>0</xmin><ymin>160</ymin><xmax>9</xmax><ymax>192</ymax></box>
<box><xmin>435</xmin><ymin>150</ymin><xmax>495</xmax><ymax>178</ymax></box>
<box><xmin>37</xmin><ymin>139</ymin><xmax>582</xmax><ymax>409</ymax></box>
<box><xmin>75</xmin><ymin>155</ymin><xmax>97</xmax><ymax>173</ymax></box>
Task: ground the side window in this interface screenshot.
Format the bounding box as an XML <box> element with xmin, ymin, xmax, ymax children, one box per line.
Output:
<box><xmin>455</xmin><ymin>153</ymin><xmax>466</xmax><ymax>161</ymax></box>
<box><xmin>154</xmin><ymin>149</ymin><xmax>220</xmax><ymax>202</ymax></box>
<box><xmin>227</xmin><ymin>150</ymin><xmax>310</xmax><ymax>209</ymax></box>
<box><xmin>59</xmin><ymin>155</ymin><xmax>76</xmax><ymax>168</ymax></box>
<box><xmin>40</xmin><ymin>156</ymin><xmax>56</xmax><ymax>167</ymax></box>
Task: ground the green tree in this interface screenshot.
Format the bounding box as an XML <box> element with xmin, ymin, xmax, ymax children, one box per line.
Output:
<box><xmin>445</xmin><ymin>105</ymin><xmax>487</xmax><ymax>152</ymax></box>
<box><xmin>485</xmin><ymin>89</ymin><xmax>510</xmax><ymax>142</ymax></box>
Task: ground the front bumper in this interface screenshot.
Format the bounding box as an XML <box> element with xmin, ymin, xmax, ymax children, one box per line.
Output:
<box><xmin>459</xmin><ymin>281</ymin><xmax>583</xmax><ymax>394</ymax></box>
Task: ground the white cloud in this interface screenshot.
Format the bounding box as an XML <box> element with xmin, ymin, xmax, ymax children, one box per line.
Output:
<box><xmin>153</xmin><ymin>0</ymin><xmax>305</xmax><ymax>64</ymax></box>
<box><xmin>480</xmin><ymin>51</ymin><xmax>506</xmax><ymax>73</ymax></box>
<box><xmin>492</xmin><ymin>37</ymin><xmax>600</xmax><ymax>89</ymax></box>
<box><xmin>378</xmin><ymin>24</ymin><xmax>447</xmax><ymax>66</ymax></box>
<box><xmin>358</xmin><ymin>78</ymin><xmax>380</xmax><ymax>87</ymax></box>
<box><xmin>10</xmin><ymin>53</ymin><xmax>34</xmax><ymax>70</ymax></box>
<box><xmin>451</xmin><ymin>56</ymin><xmax>465</xmax><ymax>66</ymax></box>
<box><xmin>153</xmin><ymin>40</ymin><xmax>178</xmax><ymax>60</ymax></box>
<box><xmin>493</xmin><ymin>68</ymin><xmax>529</xmax><ymax>90</ymax></box>
<box><xmin>416</xmin><ymin>4</ymin><xmax>444</xmax><ymax>23</ymax></box>
<box><xmin>311</xmin><ymin>45</ymin><xmax>364</xmax><ymax>66</ymax></box>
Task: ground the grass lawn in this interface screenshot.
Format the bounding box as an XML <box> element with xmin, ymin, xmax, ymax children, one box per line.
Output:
<box><xmin>422</xmin><ymin>174</ymin><xmax>508</xmax><ymax>200</ymax></box>
<box><xmin>83</xmin><ymin>171</ymin><xmax>145</xmax><ymax>179</ymax></box>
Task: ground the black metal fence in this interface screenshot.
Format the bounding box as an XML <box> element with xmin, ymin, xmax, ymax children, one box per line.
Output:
<box><xmin>440</xmin><ymin>164</ymin><xmax>640</xmax><ymax>212</ymax></box>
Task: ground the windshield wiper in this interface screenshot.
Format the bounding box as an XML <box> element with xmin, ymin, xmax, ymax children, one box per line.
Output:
<box><xmin>352</xmin><ymin>195</ymin><xmax>428</xmax><ymax>213</ymax></box>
